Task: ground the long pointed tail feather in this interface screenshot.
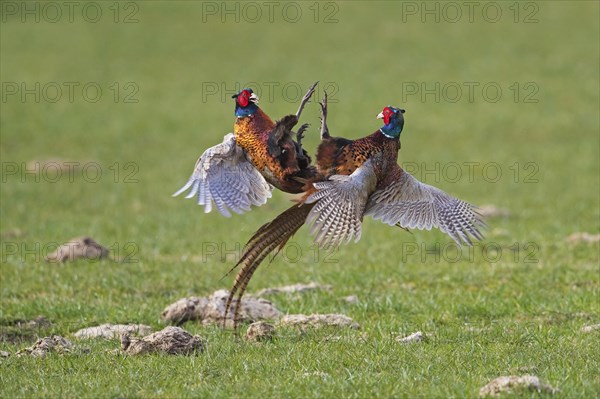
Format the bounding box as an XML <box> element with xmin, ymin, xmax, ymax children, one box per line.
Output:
<box><xmin>223</xmin><ymin>203</ymin><xmax>315</xmax><ymax>329</ymax></box>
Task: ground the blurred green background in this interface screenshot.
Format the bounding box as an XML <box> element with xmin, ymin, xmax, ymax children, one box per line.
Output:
<box><xmin>2</xmin><ymin>2</ymin><xmax>598</xmax><ymax>244</ymax></box>
<box><xmin>1</xmin><ymin>1</ymin><xmax>598</xmax><ymax>397</ymax></box>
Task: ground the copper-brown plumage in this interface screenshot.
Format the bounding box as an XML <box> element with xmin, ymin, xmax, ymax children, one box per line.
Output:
<box><xmin>233</xmin><ymin>88</ymin><xmax>318</xmax><ymax>194</ymax></box>
<box><xmin>316</xmin><ymin>130</ymin><xmax>399</xmax><ymax>178</ymax></box>
<box><xmin>173</xmin><ymin>83</ymin><xmax>319</xmax><ymax>217</ymax></box>
<box><xmin>234</xmin><ymin>109</ymin><xmax>314</xmax><ymax>193</ymax></box>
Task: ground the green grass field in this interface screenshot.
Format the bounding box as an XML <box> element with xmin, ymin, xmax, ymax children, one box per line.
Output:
<box><xmin>1</xmin><ymin>1</ymin><xmax>598</xmax><ymax>397</ymax></box>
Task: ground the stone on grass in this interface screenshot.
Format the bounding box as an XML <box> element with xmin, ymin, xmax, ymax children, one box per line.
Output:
<box><xmin>478</xmin><ymin>204</ymin><xmax>510</xmax><ymax>218</ymax></box>
<box><xmin>245</xmin><ymin>322</ymin><xmax>276</xmax><ymax>342</ymax></box>
<box><xmin>581</xmin><ymin>323</ymin><xmax>600</xmax><ymax>333</ymax></box>
<box><xmin>256</xmin><ymin>282</ymin><xmax>332</xmax><ymax>296</ymax></box>
<box><xmin>479</xmin><ymin>375</ymin><xmax>558</xmax><ymax>397</ymax></box>
<box><xmin>121</xmin><ymin>326</ymin><xmax>204</xmax><ymax>356</ymax></box>
<box><xmin>45</xmin><ymin>237</ymin><xmax>109</xmax><ymax>263</ymax></box>
<box><xmin>279</xmin><ymin>314</ymin><xmax>360</xmax><ymax>329</ymax></box>
<box><xmin>343</xmin><ymin>295</ymin><xmax>359</xmax><ymax>304</ymax></box>
<box><xmin>15</xmin><ymin>335</ymin><xmax>73</xmax><ymax>358</ymax></box>
<box><xmin>0</xmin><ymin>351</ymin><xmax>10</xmax><ymax>358</ymax></box>
<box><xmin>160</xmin><ymin>290</ymin><xmax>281</xmax><ymax>326</ymax></box>
<box><xmin>160</xmin><ymin>296</ymin><xmax>208</xmax><ymax>325</ymax></box>
<box><xmin>566</xmin><ymin>232</ymin><xmax>600</xmax><ymax>245</ymax></box>
<box><xmin>26</xmin><ymin>158</ymin><xmax>85</xmax><ymax>174</ymax></box>
<box><xmin>74</xmin><ymin>323</ymin><xmax>153</xmax><ymax>339</ymax></box>
<box><xmin>396</xmin><ymin>331</ymin><xmax>425</xmax><ymax>344</ymax></box>
<box><xmin>1</xmin><ymin>228</ymin><xmax>25</xmax><ymax>239</ymax></box>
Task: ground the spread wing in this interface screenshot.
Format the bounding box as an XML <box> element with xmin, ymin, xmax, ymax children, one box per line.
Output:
<box><xmin>173</xmin><ymin>133</ymin><xmax>273</xmax><ymax>217</ymax></box>
<box><xmin>365</xmin><ymin>165</ymin><xmax>484</xmax><ymax>245</ymax></box>
<box><xmin>305</xmin><ymin>160</ymin><xmax>378</xmax><ymax>249</ymax></box>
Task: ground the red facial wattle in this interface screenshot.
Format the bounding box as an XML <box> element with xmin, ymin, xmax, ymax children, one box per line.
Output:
<box><xmin>383</xmin><ymin>107</ymin><xmax>393</xmax><ymax>125</ymax></box>
<box><xmin>238</xmin><ymin>91</ymin><xmax>250</xmax><ymax>108</ymax></box>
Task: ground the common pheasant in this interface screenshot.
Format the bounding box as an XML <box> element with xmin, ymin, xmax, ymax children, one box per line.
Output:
<box><xmin>173</xmin><ymin>82</ymin><xmax>319</xmax><ymax>216</ymax></box>
<box><xmin>224</xmin><ymin>93</ymin><xmax>485</xmax><ymax>327</ymax></box>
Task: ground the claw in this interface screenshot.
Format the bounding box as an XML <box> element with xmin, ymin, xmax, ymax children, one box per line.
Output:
<box><xmin>296</xmin><ymin>81</ymin><xmax>319</xmax><ymax>119</ymax></box>
<box><xmin>320</xmin><ymin>91</ymin><xmax>330</xmax><ymax>140</ymax></box>
<box><xmin>296</xmin><ymin>123</ymin><xmax>310</xmax><ymax>145</ymax></box>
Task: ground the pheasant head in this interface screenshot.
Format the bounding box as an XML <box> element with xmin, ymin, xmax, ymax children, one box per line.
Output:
<box><xmin>233</xmin><ymin>88</ymin><xmax>259</xmax><ymax>118</ymax></box>
<box><xmin>377</xmin><ymin>106</ymin><xmax>405</xmax><ymax>138</ymax></box>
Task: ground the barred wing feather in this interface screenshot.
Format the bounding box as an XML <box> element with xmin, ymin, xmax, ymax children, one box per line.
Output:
<box><xmin>173</xmin><ymin>133</ymin><xmax>273</xmax><ymax>217</ymax></box>
<box><xmin>365</xmin><ymin>166</ymin><xmax>484</xmax><ymax>245</ymax></box>
<box><xmin>305</xmin><ymin>160</ymin><xmax>378</xmax><ymax>249</ymax></box>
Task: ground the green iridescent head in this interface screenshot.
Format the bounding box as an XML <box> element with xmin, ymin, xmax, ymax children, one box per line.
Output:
<box><xmin>377</xmin><ymin>106</ymin><xmax>405</xmax><ymax>138</ymax></box>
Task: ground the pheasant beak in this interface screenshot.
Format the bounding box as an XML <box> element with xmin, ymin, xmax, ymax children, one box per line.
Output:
<box><xmin>376</xmin><ymin>111</ymin><xmax>384</xmax><ymax>119</ymax></box>
<box><xmin>249</xmin><ymin>93</ymin><xmax>259</xmax><ymax>105</ymax></box>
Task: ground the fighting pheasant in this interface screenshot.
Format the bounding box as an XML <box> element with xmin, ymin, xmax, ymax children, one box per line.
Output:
<box><xmin>224</xmin><ymin>93</ymin><xmax>485</xmax><ymax>327</ymax></box>
<box><xmin>173</xmin><ymin>82</ymin><xmax>319</xmax><ymax>216</ymax></box>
